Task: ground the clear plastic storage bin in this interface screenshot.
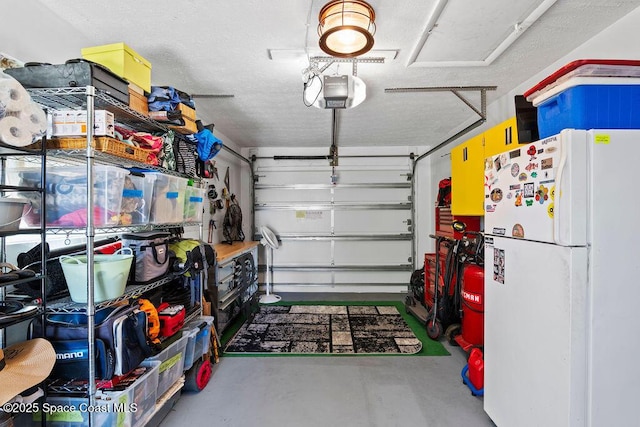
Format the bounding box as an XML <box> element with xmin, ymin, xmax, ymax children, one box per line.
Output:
<box><xmin>144</xmin><ymin>334</ymin><xmax>188</xmax><ymax>398</ymax></box>
<box><xmin>183</xmin><ymin>316</ymin><xmax>214</xmax><ymax>371</ymax></box>
<box><xmin>119</xmin><ymin>172</ymin><xmax>157</xmax><ymax>225</ymax></box>
<box><xmin>149</xmin><ymin>174</ymin><xmax>187</xmax><ymax>224</ymax></box>
<box><xmin>32</xmin><ymin>360</ymin><xmax>160</xmax><ymax>427</ymax></box>
<box><xmin>12</xmin><ymin>165</ymin><xmax>127</xmax><ymax>228</ymax></box>
<box><xmin>181</xmin><ymin>326</ymin><xmax>200</xmax><ymax>371</ymax></box>
<box><xmin>183</xmin><ymin>186</ymin><xmax>206</xmax><ymax>223</ymax></box>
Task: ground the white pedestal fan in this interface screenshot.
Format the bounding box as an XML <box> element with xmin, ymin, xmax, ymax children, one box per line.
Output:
<box><xmin>259</xmin><ymin>226</ymin><xmax>281</xmax><ymax>304</ymax></box>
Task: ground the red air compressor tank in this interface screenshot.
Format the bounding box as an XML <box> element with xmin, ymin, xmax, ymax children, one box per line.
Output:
<box><xmin>460</xmin><ymin>263</ymin><xmax>484</xmax><ymax>347</ymax></box>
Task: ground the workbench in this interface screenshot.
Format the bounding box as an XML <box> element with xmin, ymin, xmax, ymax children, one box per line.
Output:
<box><xmin>210</xmin><ymin>241</ymin><xmax>259</xmax><ymax>333</ymax></box>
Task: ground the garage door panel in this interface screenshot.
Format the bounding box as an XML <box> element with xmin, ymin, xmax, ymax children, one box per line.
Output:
<box><xmin>256</xmin><ymin>210</ymin><xmax>331</xmax><ymax>234</ymax></box>
<box><xmin>335</xmin><ymin>169</ymin><xmax>410</xmax><ymax>184</ymax></box>
<box><xmin>256</xmin><ymin>188</ymin><xmax>332</xmax><ymax>203</ymax></box>
<box><xmin>333</xmin><ymin>271</ymin><xmax>409</xmax><ymax>284</ymax></box>
<box><xmin>334</xmin><ymin>210</ymin><xmax>410</xmax><ymax>233</ymax></box>
<box><xmin>270</xmin><ymin>241</ymin><xmax>332</xmax><ymax>265</ymax></box>
<box><xmin>271</xmin><ymin>271</ymin><xmax>333</xmax><ymax>284</ymax></box>
<box><xmin>333</xmin><ymin>241</ymin><xmax>411</xmax><ymax>265</ymax></box>
<box><xmin>256</xmin><ymin>170</ymin><xmax>332</xmax><ymax>185</ymax></box>
<box><xmin>332</xmin><ymin>187</ymin><xmax>411</xmax><ymax>203</ymax></box>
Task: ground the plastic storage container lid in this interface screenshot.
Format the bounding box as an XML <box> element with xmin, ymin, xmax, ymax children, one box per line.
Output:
<box><xmin>524</xmin><ymin>59</ymin><xmax>640</xmax><ymax>101</ymax></box>
<box><xmin>529</xmin><ymin>76</ymin><xmax>640</xmax><ymax>107</ymax></box>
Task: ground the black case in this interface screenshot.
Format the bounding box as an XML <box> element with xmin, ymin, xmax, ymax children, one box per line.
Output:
<box><xmin>5</xmin><ymin>59</ymin><xmax>130</xmax><ymax>104</ymax></box>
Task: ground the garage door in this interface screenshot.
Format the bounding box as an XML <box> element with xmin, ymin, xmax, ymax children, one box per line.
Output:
<box><xmin>253</xmin><ymin>155</ymin><xmax>413</xmax><ymax>293</ymax></box>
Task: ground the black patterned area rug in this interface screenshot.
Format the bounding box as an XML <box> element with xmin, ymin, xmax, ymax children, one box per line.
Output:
<box><xmin>224</xmin><ymin>305</ymin><xmax>422</xmax><ymax>354</ymax></box>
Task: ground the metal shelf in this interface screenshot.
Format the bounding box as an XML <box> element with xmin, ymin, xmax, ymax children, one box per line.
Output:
<box><xmin>0</xmin><ymin>184</ymin><xmax>45</xmax><ymax>193</ymax></box>
<box><xmin>0</xmin><ymin>274</ymin><xmax>45</xmax><ymax>291</ymax></box>
<box><xmin>45</xmin><ymin>222</ymin><xmax>201</xmax><ymax>236</ymax></box>
<box><xmin>26</xmin><ymin>87</ymin><xmax>198</xmax><ymax>180</ymax></box>
<box><xmin>0</xmin><ymin>141</ymin><xmax>46</xmax><ymax>156</ymax></box>
<box><xmin>0</xmin><ymin>228</ymin><xmax>46</xmax><ymax>238</ymax></box>
<box><xmin>45</xmin><ymin>148</ymin><xmax>195</xmax><ymax>179</ymax></box>
<box><xmin>27</xmin><ymin>87</ymin><xmax>168</xmax><ymax>134</ymax></box>
<box><xmin>24</xmin><ymin>86</ymin><xmax>205</xmax><ymax>418</ymax></box>
<box><xmin>46</xmin><ymin>275</ymin><xmax>176</xmax><ymax>313</ymax></box>
<box><xmin>0</xmin><ymin>308</ymin><xmax>42</xmax><ymax>329</ymax></box>
<box><xmin>1</xmin><ymin>139</ymin><xmax>47</xmax><ymax>350</ymax></box>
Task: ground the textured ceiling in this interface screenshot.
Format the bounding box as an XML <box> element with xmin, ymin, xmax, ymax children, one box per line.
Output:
<box><xmin>5</xmin><ymin>0</ymin><xmax>640</xmax><ymax>149</ymax></box>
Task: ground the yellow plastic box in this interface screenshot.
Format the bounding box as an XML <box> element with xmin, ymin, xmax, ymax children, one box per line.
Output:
<box><xmin>81</xmin><ymin>42</ymin><xmax>152</xmax><ymax>92</ymax></box>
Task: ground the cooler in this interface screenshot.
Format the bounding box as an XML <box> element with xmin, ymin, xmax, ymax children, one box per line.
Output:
<box><xmin>524</xmin><ymin>60</ymin><xmax>640</xmax><ymax>138</ymax></box>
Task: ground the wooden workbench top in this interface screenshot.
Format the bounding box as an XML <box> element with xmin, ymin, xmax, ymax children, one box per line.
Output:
<box><xmin>214</xmin><ymin>241</ymin><xmax>259</xmax><ymax>262</ymax></box>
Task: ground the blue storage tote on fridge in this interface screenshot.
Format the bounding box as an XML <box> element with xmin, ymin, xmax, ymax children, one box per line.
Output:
<box><xmin>532</xmin><ymin>77</ymin><xmax>640</xmax><ymax>138</ymax></box>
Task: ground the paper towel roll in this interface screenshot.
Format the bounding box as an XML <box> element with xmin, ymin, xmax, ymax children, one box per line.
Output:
<box><xmin>0</xmin><ymin>78</ymin><xmax>30</xmax><ymax>113</ymax></box>
<box><xmin>0</xmin><ymin>115</ymin><xmax>32</xmax><ymax>147</ymax></box>
<box><xmin>9</xmin><ymin>103</ymin><xmax>47</xmax><ymax>136</ymax></box>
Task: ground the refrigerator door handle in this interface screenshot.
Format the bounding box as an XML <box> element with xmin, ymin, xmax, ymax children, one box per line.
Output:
<box><xmin>553</xmin><ymin>137</ymin><xmax>568</xmax><ymax>245</ymax></box>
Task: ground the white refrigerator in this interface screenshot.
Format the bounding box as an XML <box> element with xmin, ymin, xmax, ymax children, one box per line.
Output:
<box><xmin>483</xmin><ymin>129</ymin><xmax>640</xmax><ymax>427</ymax></box>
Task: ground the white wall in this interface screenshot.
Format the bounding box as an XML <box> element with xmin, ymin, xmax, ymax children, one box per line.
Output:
<box><xmin>1</xmin><ymin>1</ymin><xmax>93</xmax><ymax>63</ymax></box>
<box><xmin>184</xmin><ymin>129</ymin><xmax>250</xmax><ymax>246</ymax></box>
<box><xmin>427</xmin><ymin>5</ymin><xmax>640</xmax><ymax>243</ymax></box>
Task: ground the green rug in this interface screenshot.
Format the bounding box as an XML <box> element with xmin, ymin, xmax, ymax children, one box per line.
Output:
<box><xmin>221</xmin><ymin>301</ymin><xmax>449</xmax><ymax>357</ymax></box>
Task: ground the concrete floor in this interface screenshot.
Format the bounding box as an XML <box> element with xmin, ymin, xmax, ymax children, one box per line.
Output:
<box><xmin>159</xmin><ymin>294</ymin><xmax>496</xmax><ymax>427</ymax></box>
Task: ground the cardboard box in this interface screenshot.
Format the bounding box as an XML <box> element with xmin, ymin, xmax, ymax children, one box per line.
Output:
<box><xmin>169</xmin><ymin>116</ymin><xmax>198</xmax><ymax>134</ymax></box>
<box><xmin>128</xmin><ymin>87</ymin><xmax>149</xmax><ymax>116</ymax></box>
<box><xmin>81</xmin><ymin>42</ymin><xmax>152</xmax><ymax>92</ymax></box>
<box><xmin>128</xmin><ymin>82</ymin><xmax>145</xmax><ymax>95</ymax></box>
<box><xmin>51</xmin><ymin>109</ymin><xmax>115</xmax><ymax>137</ymax></box>
<box><xmin>175</xmin><ymin>102</ymin><xmax>196</xmax><ymax>121</ymax></box>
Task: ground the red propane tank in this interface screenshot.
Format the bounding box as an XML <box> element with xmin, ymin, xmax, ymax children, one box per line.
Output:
<box><xmin>460</xmin><ymin>263</ymin><xmax>484</xmax><ymax>347</ymax></box>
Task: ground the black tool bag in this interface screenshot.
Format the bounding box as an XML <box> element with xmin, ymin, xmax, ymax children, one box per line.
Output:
<box><xmin>121</xmin><ymin>231</ymin><xmax>172</xmax><ymax>284</ymax></box>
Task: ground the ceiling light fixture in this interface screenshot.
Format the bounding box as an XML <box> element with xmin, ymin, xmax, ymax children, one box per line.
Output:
<box><xmin>318</xmin><ymin>0</ymin><xmax>376</xmax><ymax>58</ymax></box>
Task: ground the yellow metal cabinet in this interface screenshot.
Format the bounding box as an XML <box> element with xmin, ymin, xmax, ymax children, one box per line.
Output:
<box><xmin>484</xmin><ymin>117</ymin><xmax>519</xmax><ymax>157</ymax></box>
<box><xmin>451</xmin><ymin>133</ymin><xmax>485</xmax><ymax>216</ymax></box>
